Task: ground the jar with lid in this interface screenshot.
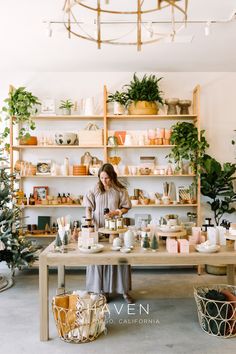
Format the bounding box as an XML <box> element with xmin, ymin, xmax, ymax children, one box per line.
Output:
<box><xmin>109</xmin><ymin>218</ymin><xmax>117</xmax><ymax>231</ymax></box>
<box><xmin>105</xmin><ymin>217</ymin><xmax>110</xmax><ymax>229</ymax></box>
<box><xmin>116</xmin><ymin>217</ymin><xmax>123</xmax><ymax>229</ymax></box>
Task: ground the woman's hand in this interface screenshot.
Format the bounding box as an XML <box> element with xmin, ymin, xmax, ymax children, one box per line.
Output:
<box><xmin>107</xmin><ymin>209</ymin><xmax>120</xmax><ymax>218</ymax></box>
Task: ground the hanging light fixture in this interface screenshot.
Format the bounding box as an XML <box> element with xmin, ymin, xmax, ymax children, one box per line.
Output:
<box><xmin>62</xmin><ymin>0</ymin><xmax>189</xmax><ymax>51</ymax></box>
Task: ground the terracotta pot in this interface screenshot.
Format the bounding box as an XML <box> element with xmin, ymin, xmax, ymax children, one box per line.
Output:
<box><xmin>128</xmin><ymin>101</ymin><xmax>158</xmax><ymax>115</ymax></box>
<box><xmin>19</xmin><ymin>136</ymin><xmax>37</xmax><ymax>145</ymax></box>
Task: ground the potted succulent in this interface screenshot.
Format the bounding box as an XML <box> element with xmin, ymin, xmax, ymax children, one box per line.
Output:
<box><xmin>0</xmin><ymin>86</ymin><xmax>40</xmax><ymax>150</ymax></box>
<box><xmin>59</xmin><ymin>99</ymin><xmax>74</xmax><ymax>115</ymax></box>
<box><xmin>125</xmin><ymin>73</ymin><xmax>163</xmax><ymax>115</ymax></box>
<box><xmin>107</xmin><ymin>90</ymin><xmax>128</xmax><ymax>115</ymax></box>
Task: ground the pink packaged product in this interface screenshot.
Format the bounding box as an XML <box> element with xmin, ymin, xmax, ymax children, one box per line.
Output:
<box><xmin>189</xmin><ymin>227</ymin><xmax>202</xmax><ymax>245</ymax></box>
<box><xmin>178</xmin><ymin>239</ymin><xmax>189</xmax><ymax>253</ymax></box>
<box><xmin>166</xmin><ymin>238</ymin><xmax>178</xmax><ymax>253</ymax></box>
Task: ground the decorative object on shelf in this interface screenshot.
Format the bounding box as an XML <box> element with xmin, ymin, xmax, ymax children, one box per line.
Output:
<box><xmin>40</xmin><ymin>99</ymin><xmax>56</xmax><ymax>115</ymax></box>
<box><xmin>0</xmin><ymin>86</ymin><xmax>40</xmax><ymax>150</ymax></box>
<box><xmin>59</xmin><ymin>99</ymin><xmax>74</xmax><ymax>115</ymax></box>
<box><xmin>107</xmin><ymin>135</ymin><xmax>118</xmax><ymax>147</ymax></box>
<box><xmin>62</xmin><ymin>0</ymin><xmax>188</xmax><ymax>51</ymax></box>
<box><xmin>165</xmin><ymin>98</ymin><xmax>179</xmax><ymax>115</ymax></box>
<box><xmin>201</xmin><ymin>154</ymin><xmax>236</xmax><ymax>225</ymax></box>
<box><xmin>83</xmin><ymin>97</ymin><xmax>95</xmax><ymax>116</ymax></box>
<box><xmin>73</xmin><ymin>165</ymin><xmax>87</xmax><ymax>176</ymax></box>
<box><xmin>178</xmin><ymin>100</ymin><xmax>192</xmax><ymax>114</ymax></box>
<box><xmin>36</xmin><ymin>160</ymin><xmax>51</xmax><ymax>175</ymax></box>
<box><xmin>114</xmin><ymin>131</ymin><xmax>126</xmax><ymax>145</ymax></box>
<box><xmin>107</xmin><ymin>90</ymin><xmax>127</xmax><ymax>115</ymax></box>
<box><xmin>33</xmin><ymin>186</ymin><xmax>49</xmax><ymax>203</ymax></box>
<box><xmin>167</xmin><ymin>122</ymin><xmax>209</xmax><ymax>175</ymax></box>
<box><xmin>19</xmin><ymin>136</ymin><xmax>38</xmax><ymax>145</ymax></box>
<box><xmin>78</xmin><ymin>123</ymin><xmax>103</xmax><ymax>146</ymax></box>
<box><xmin>54</xmin><ymin>132</ymin><xmax>78</xmax><ymax>145</ymax></box>
<box><xmin>125</xmin><ymin>74</ymin><xmax>163</xmax><ymax>115</ymax></box>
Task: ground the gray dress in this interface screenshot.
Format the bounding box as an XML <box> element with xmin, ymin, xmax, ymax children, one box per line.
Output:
<box><xmin>84</xmin><ymin>185</ymin><xmax>132</xmax><ymax>294</ymax></box>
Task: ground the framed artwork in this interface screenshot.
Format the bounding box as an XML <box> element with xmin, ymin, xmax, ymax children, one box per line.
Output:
<box><xmin>40</xmin><ymin>99</ymin><xmax>56</xmax><ymax>116</ymax></box>
<box><xmin>36</xmin><ymin>160</ymin><xmax>51</xmax><ymax>175</ymax></box>
<box><xmin>33</xmin><ymin>186</ymin><xmax>49</xmax><ymax>203</ymax></box>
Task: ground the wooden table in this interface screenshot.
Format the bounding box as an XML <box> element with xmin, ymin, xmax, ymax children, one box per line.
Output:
<box><xmin>39</xmin><ymin>242</ymin><xmax>236</xmax><ymax>341</ymax></box>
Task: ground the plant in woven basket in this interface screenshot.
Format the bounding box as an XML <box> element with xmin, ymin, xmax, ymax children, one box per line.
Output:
<box><xmin>0</xmin><ymin>87</ymin><xmax>40</xmax><ymax>151</ymax></box>
<box><xmin>167</xmin><ymin>122</ymin><xmax>209</xmax><ymax>175</ymax></box>
<box><xmin>124</xmin><ymin>73</ymin><xmax>163</xmax><ymax>115</ymax></box>
<box><xmin>200</xmin><ymin>154</ymin><xmax>236</xmax><ymax>225</ymax></box>
<box><xmin>0</xmin><ymin>153</ymin><xmax>38</xmax><ymax>279</ymax></box>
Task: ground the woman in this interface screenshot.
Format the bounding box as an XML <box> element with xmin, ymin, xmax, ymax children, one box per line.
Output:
<box><xmin>84</xmin><ymin>163</ymin><xmax>133</xmax><ymax>303</ymax></box>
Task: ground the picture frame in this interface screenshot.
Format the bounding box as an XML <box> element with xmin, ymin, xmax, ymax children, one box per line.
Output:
<box><xmin>33</xmin><ymin>186</ymin><xmax>49</xmax><ymax>203</ymax></box>
<box><xmin>39</xmin><ymin>99</ymin><xmax>56</xmax><ymax>116</ymax></box>
<box><xmin>36</xmin><ymin>160</ymin><xmax>51</xmax><ymax>175</ymax></box>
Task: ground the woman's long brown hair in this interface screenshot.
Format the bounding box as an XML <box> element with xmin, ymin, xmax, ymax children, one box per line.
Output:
<box><xmin>98</xmin><ymin>163</ymin><xmax>125</xmax><ymax>193</ymax></box>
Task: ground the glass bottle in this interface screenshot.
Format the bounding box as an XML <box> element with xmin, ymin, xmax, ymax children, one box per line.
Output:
<box><xmin>23</xmin><ymin>193</ymin><xmax>28</xmax><ymax>205</ymax></box>
<box><xmin>116</xmin><ymin>217</ymin><xmax>123</xmax><ymax>229</ymax></box>
<box><xmin>29</xmin><ymin>193</ymin><xmax>35</xmax><ymax>205</ymax></box>
<box><xmin>61</xmin><ymin>193</ymin><xmax>66</xmax><ymax>204</ymax></box>
<box><xmin>109</xmin><ymin>218</ymin><xmax>116</xmax><ymax>231</ymax></box>
<box><xmin>57</xmin><ymin>193</ymin><xmax>62</xmax><ymax>204</ymax></box>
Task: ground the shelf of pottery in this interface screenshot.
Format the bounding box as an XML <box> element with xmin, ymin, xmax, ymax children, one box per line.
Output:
<box><xmin>9</xmin><ymin>84</ymin><xmax>201</xmax><ymax>242</ymax></box>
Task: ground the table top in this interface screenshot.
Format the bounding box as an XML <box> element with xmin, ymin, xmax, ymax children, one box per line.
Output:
<box><xmin>39</xmin><ymin>242</ymin><xmax>236</xmax><ymax>267</ymax></box>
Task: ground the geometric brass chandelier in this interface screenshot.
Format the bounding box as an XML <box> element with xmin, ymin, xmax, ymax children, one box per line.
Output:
<box><xmin>62</xmin><ymin>0</ymin><xmax>188</xmax><ymax>50</ymax></box>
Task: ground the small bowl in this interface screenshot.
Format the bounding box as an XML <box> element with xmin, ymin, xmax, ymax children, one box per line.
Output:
<box><xmin>139</xmin><ymin>198</ymin><xmax>150</xmax><ymax>205</ymax></box>
<box><xmin>131</xmin><ymin>199</ymin><xmax>139</xmax><ymax>206</ymax></box>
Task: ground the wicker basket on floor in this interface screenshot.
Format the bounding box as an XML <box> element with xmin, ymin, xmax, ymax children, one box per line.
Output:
<box><xmin>52</xmin><ymin>293</ymin><xmax>107</xmax><ymax>343</ymax></box>
<box><xmin>194</xmin><ymin>284</ymin><xmax>236</xmax><ymax>338</ymax></box>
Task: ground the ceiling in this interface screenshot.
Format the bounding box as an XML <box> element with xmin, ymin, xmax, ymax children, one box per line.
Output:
<box><xmin>0</xmin><ymin>0</ymin><xmax>236</xmax><ymax>72</ymax></box>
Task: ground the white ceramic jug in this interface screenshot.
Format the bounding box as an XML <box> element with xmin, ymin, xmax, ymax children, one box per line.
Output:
<box><xmin>124</xmin><ymin>229</ymin><xmax>135</xmax><ymax>248</ymax></box>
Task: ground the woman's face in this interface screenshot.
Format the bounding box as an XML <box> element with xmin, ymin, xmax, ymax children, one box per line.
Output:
<box><xmin>100</xmin><ymin>171</ymin><xmax>111</xmax><ymax>189</ymax></box>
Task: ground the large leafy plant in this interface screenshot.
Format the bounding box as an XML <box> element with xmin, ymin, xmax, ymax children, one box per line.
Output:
<box><xmin>125</xmin><ymin>73</ymin><xmax>163</xmax><ymax>104</ymax></box>
<box><xmin>0</xmin><ymin>87</ymin><xmax>40</xmax><ymax>150</ymax></box>
<box><xmin>201</xmin><ymin>154</ymin><xmax>236</xmax><ymax>225</ymax></box>
<box><xmin>167</xmin><ymin>122</ymin><xmax>209</xmax><ymax>174</ymax></box>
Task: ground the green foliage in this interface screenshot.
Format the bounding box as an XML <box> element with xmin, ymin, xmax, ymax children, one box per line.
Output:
<box><xmin>0</xmin><ymin>87</ymin><xmax>40</xmax><ymax>149</ymax></box>
<box><xmin>0</xmin><ymin>153</ymin><xmax>38</xmax><ymax>273</ymax></box>
<box><xmin>201</xmin><ymin>154</ymin><xmax>236</xmax><ymax>225</ymax></box>
<box><xmin>107</xmin><ymin>91</ymin><xmax>128</xmax><ymax>106</ymax></box>
<box><xmin>59</xmin><ymin>99</ymin><xmax>74</xmax><ymax>110</ymax></box>
<box><xmin>151</xmin><ymin>235</ymin><xmax>158</xmax><ymax>250</ymax></box>
<box><xmin>125</xmin><ymin>73</ymin><xmax>163</xmax><ymax>104</ymax></box>
<box><xmin>167</xmin><ymin>122</ymin><xmax>209</xmax><ymax>174</ymax></box>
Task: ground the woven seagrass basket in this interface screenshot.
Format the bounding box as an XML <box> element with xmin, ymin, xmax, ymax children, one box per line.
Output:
<box><xmin>194</xmin><ymin>284</ymin><xmax>236</xmax><ymax>338</ymax></box>
<box><xmin>52</xmin><ymin>293</ymin><xmax>107</xmax><ymax>343</ymax></box>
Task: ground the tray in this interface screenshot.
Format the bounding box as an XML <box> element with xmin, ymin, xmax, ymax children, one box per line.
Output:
<box><xmin>78</xmin><ymin>244</ymin><xmax>104</xmax><ymax>254</ymax></box>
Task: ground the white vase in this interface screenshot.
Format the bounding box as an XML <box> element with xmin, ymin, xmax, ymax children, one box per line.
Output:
<box><xmin>124</xmin><ymin>229</ymin><xmax>135</xmax><ymax>248</ymax></box>
<box><xmin>83</xmin><ymin>97</ymin><xmax>95</xmax><ymax>116</ymax></box>
<box><xmin>114</xmin><ymin>102</ymin><xmax>125</xmax><ymax>115</ymax></box>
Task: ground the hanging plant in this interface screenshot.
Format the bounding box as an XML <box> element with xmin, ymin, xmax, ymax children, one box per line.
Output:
<box><xmin>167</xmin><ymin>122</ymin><xmax>209</xmax><ymax>174</ymax></box>
<box><xmin>0</xmin><ymin>87</ymin><xmax>41</xmax><ymax>150</ymax></box>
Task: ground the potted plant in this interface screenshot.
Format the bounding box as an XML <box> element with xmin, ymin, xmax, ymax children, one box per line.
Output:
<box><xmin>0</xmin><ymin>86</ymin><xmax>40</xmax><ymax>150</ymax></box>
<box><xmin>107</xmin><ymin>90</ymin><xmax>128</xmax><ymax>115</ymax></box>
<box><xmin>59</xmin><ymin>99</ymin><xmax>74</xmax><ymax>115</ymax></box>
<box><xmin>167</xmin><ymin>122</ymin><xmax>209</xmax><ymax>175</ymax></box>
<box><xmin>201</xmin><ymin>154</ymin><xmax>236</xmax><ymax>225</ymax></box>
<box><xmin>124</xmin><ymin>73</ymin><xmax>163</xmax><ymax>115</ymax></box>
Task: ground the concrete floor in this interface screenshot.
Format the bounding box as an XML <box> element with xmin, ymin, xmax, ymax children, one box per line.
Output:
<box><xmin>0</xmin><ymin>266</ymin><xmax>236</xmax><ymax>354</ymax></box>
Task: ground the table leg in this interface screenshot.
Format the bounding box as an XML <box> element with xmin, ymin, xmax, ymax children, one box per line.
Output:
<box><xmin>227</xmin><ymin>265</ymin><xmax>235</xmax><ymax>285</ymax></box>
<box><xmin>57</xmin><ymin>265</ymin><xmax>65</xmax><ymax>295</ymax></box>
<box><xmin>39</xmin><ymin>255</ymin><xmax>49</xmax><ymax>341</ymax></box>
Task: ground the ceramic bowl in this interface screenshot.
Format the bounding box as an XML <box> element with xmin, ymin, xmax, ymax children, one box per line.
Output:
<box><xmin>131</xmin><ymin>199</ymin><xmax>139</xmax><ymax>206</ymax></box>
<box><xmin>55</xmin><ymin>132</ymin><xmax>78</xmax><ymax>145</ymax></box>
<box><xmin>89</xmin><ymin>166</ymin><xmax>100</xmax><ymax>176</ymax></box>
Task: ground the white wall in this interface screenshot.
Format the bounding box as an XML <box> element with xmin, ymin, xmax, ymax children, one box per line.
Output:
<box><xmin>1</xmin><ymin>72</ymin><xmax>235</xmax><ymax>225</ymax></box>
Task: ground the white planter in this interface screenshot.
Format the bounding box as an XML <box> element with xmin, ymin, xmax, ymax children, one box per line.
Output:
<box><xmin>124</xmin><ymin>229</ymin><xmax>135</xmax><ymax>248</ymax></box>
<box><xmin>114</xmin><ymin>102</ymin><xmax>125</xmax><ymax>115</ymax></box>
